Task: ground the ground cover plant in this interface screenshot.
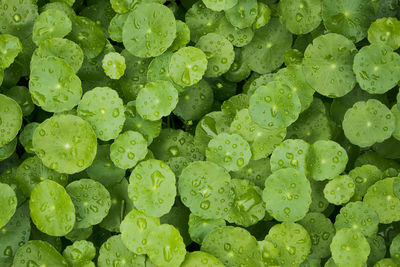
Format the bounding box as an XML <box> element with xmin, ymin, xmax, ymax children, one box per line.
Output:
<box><xmin>1</xmin><ymin>0</ymin><xmax>400</xmax><ymax>266</ymax></box>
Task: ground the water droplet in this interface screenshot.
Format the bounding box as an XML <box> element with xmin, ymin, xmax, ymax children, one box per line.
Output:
<box><xmin>296</xmin><ymin>13</ymin><xmax>303</xmax><ymax>22</ymax></box>
<box><xmin>290</xmin><ymin>159</ymin><xmax>298</xmax><ymax>166</ymax></box>
<box><xmin>355</xmin><ymin>177</ymin><xmax>363</xmax><ymax>183</ymax></box>
<box><xmin>137</xmin><ymin>218</ymin><xmax>147</xmax><ymax>230</ymax></box>
<box><xmin>224</xmin><ymin>243</ymin><xmax>231</xmax><ymax>251</ymax></box>
<box><xmin>163</xmin><ymin>246</ymin><xmax>172</xmax><ymax>262</ymax></box>
<box><xmin>3</xmin><ymin>246</ymin><xmax>12</xmax><ymax>257</ymax></box>
<box><xmin>181</xmin><ymin>67</ymin><xmax>191</xmax><ymax>85</ymax></box>
<box><xmin>224</xmin><ymin>155</ymin><xmax>232</xmax><ymax>162</ymax></box>
<box><xmin>236</xmin><ymin>158</ymin><xmax>244</xmax><ymax>167</ymax></box>
<box><xmin>50</xmin><ymin>162</ymin><xmax>58</xmax><ymax>170</ymax></box>
<box><xmin>287</xmin><ymin>246</ymin><xmax>296</xmax><ymax>255</ymax></box>
<box><xmin>112</xmin><ymin>108</ymin><xmax>120</xmax><ymax>117</ymax></box>
<box><xmin>322</xmin><ymin>232</ymin><xmax>330</xmax><ymax>240</ymax></box>
<box><xmin>27</xmin><ymin>260</ymin><xmax>39</xmax><ymax>267</ymax></box>
<box><xmin>200</xmin><ymin>200</ymin><xmax>210</xmax><ymax>210</ymax></box>
<box><xmin>151</xmin><ymin>170</ymin><xmax>165</xmax><ymax>189</ymax></box>
<box><xmin>168</xmin><ymin>146</ymin><xmax>179</xmax><ymax>156</ymax></box>
<box><xmin>89</xmin><ymin>205</ymin><xmax>98</xmax><ymax>212</ymax></box>
<box><xmin>13</xmin><ymin>14</ymin><xmax>21</xmax><ymax>22</ymax></box>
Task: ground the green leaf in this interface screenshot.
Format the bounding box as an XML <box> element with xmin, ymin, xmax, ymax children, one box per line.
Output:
<box><xmin>334</xmin><ymin>201</ymin><xmax>379</xmax><ymax>237</ymax></box>
<box><xmin>363</xmin><ymin>178</ymin><xmax>400</xmax><ymax>224</ymax></box>
<box><xmin>249</xmin><ymin>81</ymin><xmax>301</xmax><ymax>130</ymax></box>
<box><xmin>136</xmin><ymin>81</ymin><xmax>179</xmax><ymax>121</ymax></box>
<box><xmin>128</xmin><ymin>159</ymin><xmax>176</xmax><ymax>217</ymax></box>
<box><xmin>196</xmin><ymin>33</ymin><xmax>235</xmax><ymax>78</ymax></box>
<box><xmin>77</xmin><ymin>87</ymin><xmax>125</xmax><ymax>141</ymax></box>
<box><xmin>178</xmin><ymin>161</ymin><xmax>235</xmax><ymax>219</ymax></box>
<box><xmin>266</xmin><ymin>222</ymin><xmax>311</xmax><ymax>266</ymax></box>
<box><xmin>202</xmin><ymin>0</ymin><xmax>238</xmax><ymax>11</ymax></box>
<box><xmin>278</xmin><ymin>0</ymin><xmax>322</xmax><ymax>35</ymax></box>
<box><xmin>0</xmin><ymin>94</ymin><xmax>23</xmax><ymax>147</ymax></box>
<box><xmin>263</xmin><ymin>168</ymin><xmax>311</xmax><ymax>222</ymax></box>
<box><xmin>307</xmin><ymin>140</ymin><xmax>348</xmax><ymax>181</ymax></box>
<box><xmin>0</xmin><ymin>182</ymin><xmax>17</xmax><ymax>228</ymax></box>
<box><xmin>353</xmin><ymin>44</ymin><xmax>400</xmax><ymax>94</ymax></box>
<box><xmin>98</xmin><ymin>235</ymin><xmax>145</xmax><ymax>267</ymax></box>
<box><xmin>368</xmin><ymin>17</ymin><xmax>400</xmax><ymax>50</ymax></box>
<box><xmin>120</xmin><ymin>209</ymin><xmax>160</xmax><ymax>254</ymax></box>
<box><xmin>29</xmin><ymin>56</ymin><xmax>82</xmax><ymax>112</ymax></box>
<box><xmin>32</xmin><ymin>9</ymin><xmax>72</xmax><ymax>45</ymax></box>
<box><xmin>181</xmin><ymin>251</ymin><xmax>225</xmax><ymax>267</ymax></box>
<box><xmin>66</xmin><ymin>179</ymin><xmax>111</xmax><ymax>229</ymax></box>
<box><xmin>32</xmin><ymin>115</ymin><xmax>97</xmax><ymax>174</ymax></box>
<box><xmin>342</xmin><ymin>99</ymin><xmax>395</xmax><ymax>147</ymax></box>
<box><xmin>169</xmin><ymin>46</ymin><xmax>208</xmax><ymax>87</ymax></box>
<box><xmin>102</xmin><ymin>52</ymin><xmax>126</xmax><ymax>80</ymax></box>
<box><xmin>330</xmin><ymin>228</ymin><xmax>370</xmax><ymax>267</ymax></box>
<box><xmin>243</xmin><ymin>18</ymin><xmax>292</xmax><ymax>74</ymax></box>
<box><xmin>122</xmin><ymin>3</ymin><xmax>176</xmax><ymax>58</ymax></box>
<box><xmin>201</xmin><ymin>226</ymin><xmax>263</xmax><ymax>267</ymax></box>
<box><xmin>302</xmin><ymin>33</ymin><xmax>357</xmax><ymax>98</ymax></box>
<box><xmin>29</xmin><ymin>180</ymin><xmax>75</xmax><ymax>236</ymax></box>
<box><xmin>145</xmin><ymin>224</ymin><xmax>186</xmax><ymax>267</ymax></box>
<box><xmin>225</xmin><ymin>0</ymin><xmax>258</xmax><ymax>29</ymax></box>
<box><xmin>322</xmin><ymin>0</ymin><xmax>375</xmax><ymax>42</ymax></box>
<box><xmin>110</xmin><ymin>130</ymin><xmax>148</xmax><ymax>169</ymax></box>
<box><xmin>13</xmin><ymin>240</ymin><xmax>68</xmax><ymax>267</ymax></box>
